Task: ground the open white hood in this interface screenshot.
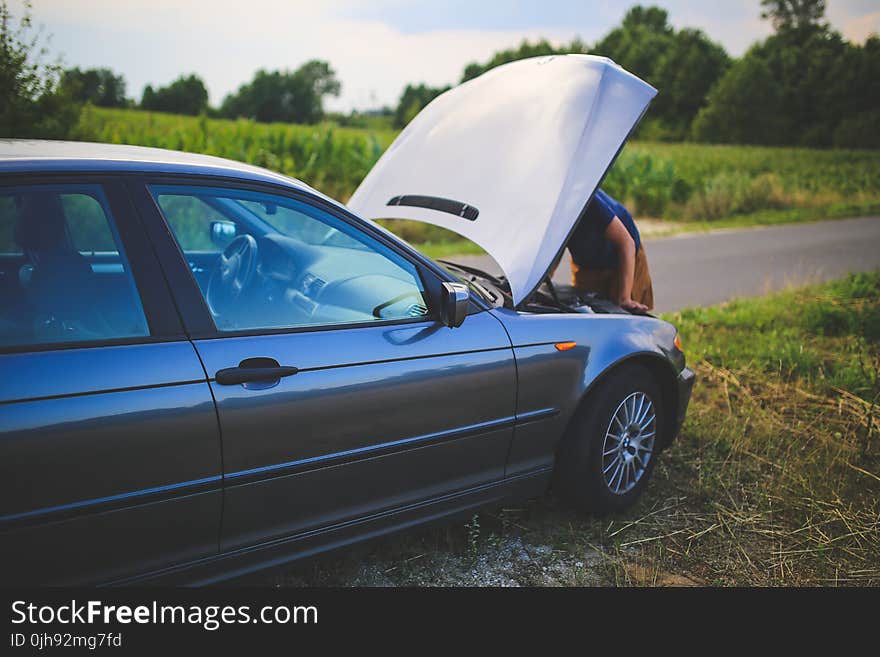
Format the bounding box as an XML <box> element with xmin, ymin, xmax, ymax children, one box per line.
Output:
<box><xmin>347</xmin><ymin>54</ymin><xmax>657</xmax><ymax>305</ymax></box>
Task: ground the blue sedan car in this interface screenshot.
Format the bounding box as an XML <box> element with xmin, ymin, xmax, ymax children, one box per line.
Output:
<box><xmin>0</xmin><ymin>56</ymin><xmax>693</xmax><ymax>585</ymax></box>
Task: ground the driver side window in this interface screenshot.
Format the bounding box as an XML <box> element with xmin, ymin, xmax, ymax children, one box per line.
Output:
<box><xmin>150</xmin><ymin>185</ymin><xmax>430</xmax><ymax>333</ymax></box>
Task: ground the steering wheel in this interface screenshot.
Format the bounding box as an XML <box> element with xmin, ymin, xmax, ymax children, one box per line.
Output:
<box><xmin>206</xmin><ymin>234</ymin><xmax>259</xmax><ymax>318</ymax></box>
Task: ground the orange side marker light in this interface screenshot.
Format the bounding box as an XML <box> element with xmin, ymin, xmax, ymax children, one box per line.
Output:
<box><xmin>555</xmin><ymin>341</ymin><xmax>577</xmax><ymax>351</ymax></box>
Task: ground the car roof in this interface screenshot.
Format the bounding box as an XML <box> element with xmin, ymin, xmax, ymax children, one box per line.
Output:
<box><xmin>0</xmin><ymin>139</ymin><xmax>318</xmax><ymax>194</ymax></box>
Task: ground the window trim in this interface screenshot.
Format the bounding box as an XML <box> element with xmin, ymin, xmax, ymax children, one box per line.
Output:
<box><xmin>0</xmin><ymin>174</ymin><xmax>185</xmax><ymax>355</ymax></box>
<box><xmin>130</xmin><ymin>174</ymin><xmax>465</xmax><ymax>340</ymax></box>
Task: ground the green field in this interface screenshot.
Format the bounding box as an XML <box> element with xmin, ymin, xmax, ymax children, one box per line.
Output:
<box><xmin>255</xmin><ymin>272</ymin><xmax>879</xmax><ymax>586</ymax></box>
<box><xmin>73</xmin><ymin>106</ymin><xmax>398</xmax><ymax>202</ymax></box>
<box><xmin>73</xmin><ymin>107</ymin><xmax>880</xmax><ymax>254</ymax></box>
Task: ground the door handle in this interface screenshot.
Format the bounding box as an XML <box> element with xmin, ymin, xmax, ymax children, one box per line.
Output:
<box><xmin>215</xmin><ymin>357</ymin><xmax>299</xmax><ymax>385</ymax></box>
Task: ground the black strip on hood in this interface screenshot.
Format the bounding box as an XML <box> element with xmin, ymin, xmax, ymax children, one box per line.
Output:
<box><xmin>388</xmin><ymin>195</ymin><xmax>479</xmax><ymax>221</ymax></box>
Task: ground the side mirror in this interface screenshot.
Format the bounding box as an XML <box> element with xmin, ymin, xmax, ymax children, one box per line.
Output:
<box><xmin>210</xmin><ymin>221</ymin><xmax>237</xmax><ymax>247</ymax></box>
<box><xmin>440</xmin><ymin>282</ymin><xmax>470</xmax><ymax>328</ymax></box>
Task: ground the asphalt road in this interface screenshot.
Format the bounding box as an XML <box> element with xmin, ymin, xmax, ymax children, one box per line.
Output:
<box><xmin>451</xmin><ymin>216</ymin><xmax>880</xmax><ymax>313</ymax></box>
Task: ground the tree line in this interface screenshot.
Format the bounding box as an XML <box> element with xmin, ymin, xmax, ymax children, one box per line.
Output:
<box><xmin>399</xmin><ymin>1</ymin><xmax>878</xmax><ymax>148</ymax></box>
<box><xmin>1</xmin><ymin>0</ymin><xmax>342</xmax><ymax>133</ymax></box>
<box><xmin>1</xmin><ymin>0</ymin><xmax>877</xmax><ymax>148</ymax></box>
<box><xmin>61</xmin><ymin>63</ymin><xmax>340</xmax><ymax>124</ymax></box>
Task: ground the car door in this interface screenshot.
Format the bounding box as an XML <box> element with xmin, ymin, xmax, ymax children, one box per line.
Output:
<box><xmin>0</xmin><ymin>177</ymin><xmax>222</xmax><ymax>585</ymax></box>
<box><xmin>135</xmin><ymin>179</ymin><xmax>516</xmax><ymax>551</ymax></box>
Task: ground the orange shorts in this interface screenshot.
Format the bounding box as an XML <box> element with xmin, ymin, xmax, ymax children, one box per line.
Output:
<box><xmin>570</xmin><ymin>245</ymin><xmax>654</xmax><ymax>310</ymax></box>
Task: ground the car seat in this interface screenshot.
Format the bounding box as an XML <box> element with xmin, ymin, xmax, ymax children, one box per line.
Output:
<box><xmin>14</xmin><ymin>193</ymin><xmax>112</xmax><ymax>342</ymax></box>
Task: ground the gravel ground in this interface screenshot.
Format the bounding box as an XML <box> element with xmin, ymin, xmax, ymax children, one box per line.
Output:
<box><xmin>250</xmin><ymin>495</ymin><xmax>664</xmax><ymax>587</ymax></box>
<box><xmin>291</xmin><ymin>536</ymin><xmax>605</xmax><ymax>587</ymax></box>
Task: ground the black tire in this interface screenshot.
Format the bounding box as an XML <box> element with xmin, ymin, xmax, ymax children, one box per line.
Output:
<box><xmin>553</xmin><ymin>363</ymin><xmax>664</xmax><ymax>515</ymax></box>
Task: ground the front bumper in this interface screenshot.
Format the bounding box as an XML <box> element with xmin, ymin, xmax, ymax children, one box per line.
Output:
<box><xmin>670</xmin><ymin>367</ymin><xmax>695</xmax><ymax>442</ymax></box>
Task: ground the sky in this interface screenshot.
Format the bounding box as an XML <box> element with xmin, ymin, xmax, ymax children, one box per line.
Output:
<box><xmin>12</xmin><ymin>0</ymin><xmax>880</xmax><ymax>112</ymax></box>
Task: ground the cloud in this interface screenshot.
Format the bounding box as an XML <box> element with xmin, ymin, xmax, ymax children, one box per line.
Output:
<box><xmin>13</xmin><ymin>0</ymin><xmax>880</xmax><ymax>112</ymax></box>
<box><xmin>20</xmin><ymin>0</ymin><xmax>578</xmax><ymax>110</ymax></box>
<box><xmin>838</xmin><ymin>10</ymin><xmax>880</xmax><ymax>43</ymax></box>
<box><xmin>664</xmin><ymin>0</ymin><xmax>772</xmax><ymax>54</ymax></box>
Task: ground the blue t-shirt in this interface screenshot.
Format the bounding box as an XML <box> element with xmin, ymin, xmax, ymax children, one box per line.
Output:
<box><xmin>567</xmin><ymin>189</ymin><xmax>641</xmax><ymax>269</ymax></box>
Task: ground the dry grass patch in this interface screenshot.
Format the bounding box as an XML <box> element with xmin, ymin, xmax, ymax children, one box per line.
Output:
<box><xmin>256</xmin><ymin>272</ymin><xmax>879</xmax><ymax>587</ymax></box>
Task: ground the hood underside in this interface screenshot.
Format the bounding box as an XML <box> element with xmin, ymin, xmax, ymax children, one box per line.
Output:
<box><xmin>347</xmin><ymin>54</ymin><xmax>657</xmax><ymax>306</ymax></box>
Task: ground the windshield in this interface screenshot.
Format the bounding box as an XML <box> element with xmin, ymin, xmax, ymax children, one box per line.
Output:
<box><xmin>440</xmin><ymin>261</ymin><xmax>504</xmax><ymax>307</ymax></box>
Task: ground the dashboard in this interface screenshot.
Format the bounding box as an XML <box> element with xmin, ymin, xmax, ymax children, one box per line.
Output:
<box><xmin>233</xmin><ymin>233</ymin><xmax>430</xmax><ymax>329</ymax></box>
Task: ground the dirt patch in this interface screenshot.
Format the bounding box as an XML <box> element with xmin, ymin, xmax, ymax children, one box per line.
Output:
<box><xmin>622</xmin><ymin>563</ymin><xmax>704</xmax><ymax>586</ymax></box>
<box><xmin>255</xmin><ymin>498</ymin><xmax>619</xmax><ymax>587</ymax></box>
<box><xmin>267</xmin><ymin>531</ymin><xmax>606</xmax><ymax>587</ymax></box>
<box><xmin>637</xmin><ymin>217</ymin><xmax>684</xmax><ymax>237</ymax></box>
<box><xmin>363</xmin><ymin>536</ymin><xmax>603</xmax><ymax>587</ymax></box>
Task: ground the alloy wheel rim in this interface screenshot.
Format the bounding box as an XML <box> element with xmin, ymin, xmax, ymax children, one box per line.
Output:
<box><xmin>601</xmin><ymin>391</ymin><xmax>656</xmax><ymax>495</ymax></box>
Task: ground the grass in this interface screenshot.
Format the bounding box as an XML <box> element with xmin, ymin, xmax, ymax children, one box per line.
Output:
<box><xmin>257</xmin><ymin>271</ymin><xmax>880</xmax><ymax>586</ymax></box>
<box><xmin>606</xmin><ymin>142</ymin><xmax>880</xmax><ymax>220</ymax></box>
<box><xmin>72</xmin><ymin>107</ymin><xmax>880</xmax><ymax>256</ymax></box>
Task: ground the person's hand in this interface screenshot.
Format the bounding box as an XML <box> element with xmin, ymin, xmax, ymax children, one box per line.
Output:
<box><xmin>620</xmin><ymin>298</ymin><xmax>649</xmax><ymax>314</ymax></box>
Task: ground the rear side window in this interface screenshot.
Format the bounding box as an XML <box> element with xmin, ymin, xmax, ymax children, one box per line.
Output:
<box><xmin>0</xmin><ymin>196</ymin><xmax>21</xmax><ymax>255</ymax></box>
<box><xmin>0</xmin><ymin>184</ymin><xmax>150</xmax><ymax>349</ymax></box>
<box><xmin>62</xmin><ymin>193</ymin><xmax>119</xmax><ymax>252</ymax></box>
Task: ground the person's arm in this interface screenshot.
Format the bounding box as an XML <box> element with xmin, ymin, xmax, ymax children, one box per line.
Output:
<box><xmin>547</xmin><ymin>251</ymin><xmax>564</xmax><ymax>280</ymax></box>
<box><xmin>604</xmin><ymin>216</ymin><xmax>648</xmax><ymax>313</ymax></box>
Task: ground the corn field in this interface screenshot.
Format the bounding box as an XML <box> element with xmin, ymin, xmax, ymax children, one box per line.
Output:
<box><xmin>74</xmin><ymin>106</ymin><xmax>880</xmax><ymax>223</ymax></box>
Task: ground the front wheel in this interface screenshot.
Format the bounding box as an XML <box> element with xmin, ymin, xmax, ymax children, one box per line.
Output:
<box><xmin>554</xmin><ymin>364</ymin><xmax>664</xmax><ymax>515</ymax></box>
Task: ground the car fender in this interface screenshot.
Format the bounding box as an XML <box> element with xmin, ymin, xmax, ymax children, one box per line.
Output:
<box><xmin>488</xmin><ymin>309</ymin><xmax>681</xmax><ymax>475</ymax></box>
